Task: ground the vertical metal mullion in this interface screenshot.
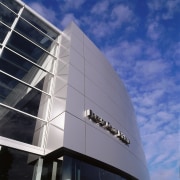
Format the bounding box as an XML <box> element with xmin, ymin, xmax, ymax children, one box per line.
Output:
<box><xmin>51</xmin><ymin>161</ymin><xmax>58</xmax><ymax>180</ymax></box>
<box><xmin>0</xmin><ymin>6</ymin><xmax>24</xmax><ymax>56</ymax></box>
<box><xmin>32</xmin><ymin>158</ymin><xmax>43</xmax><ymax>180</ymax></box>
<box><xmin>40</xmin><ymin>36</ymin><xmax>61</xmax><ymax>151</ymax></box>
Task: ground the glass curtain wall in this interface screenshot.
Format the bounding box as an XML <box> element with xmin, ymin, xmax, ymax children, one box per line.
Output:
<box><xmin>41</xmin><ymin>155</ymin><xmax>129</xmax><ymax>180</ymax></box>
<box><xmin>0</xmin><ymin>145</ymin><xmax>130</xmax><ymax>180</ymax></box>
<box><xmin>0</xmin><ymin>0</ymin><xmax>60</xmax><ymax>147</ymax></box>
<box><xmin>0</xmin><ymin>145</ymin><xmax>39</xmax><ymax>180</ymax></box>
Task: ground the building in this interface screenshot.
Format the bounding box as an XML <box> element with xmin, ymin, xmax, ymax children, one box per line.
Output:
<box><xmin>0</xmin><ymin>0</ymin><xmax>149</xmax><ymax>179</ymax></box>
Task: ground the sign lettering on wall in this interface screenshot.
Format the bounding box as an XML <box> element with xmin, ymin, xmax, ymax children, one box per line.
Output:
<box><xmin>85</xmin><ymin>109</ymin><xmax>130</xmax><ymax>145</ymax></box>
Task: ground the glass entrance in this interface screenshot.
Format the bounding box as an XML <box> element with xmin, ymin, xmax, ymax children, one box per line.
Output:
<box><xmin>41</xmin><ymin>155</ymin><xmax>129</xmax><ymax>180</ymax></box>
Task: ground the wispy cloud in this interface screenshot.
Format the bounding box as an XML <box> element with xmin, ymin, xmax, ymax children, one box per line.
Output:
<box><xmin>162</xmin><ymin>0</ymin><xmax>180</xmax><ymax>19</ymax></box>
<box><xmin>146</xmin><ymin>0</ymin><xmax>180</xmax><ymax>42</ymax></box>
<box><xmin>148</xmin><ymin>0</ymin><xmax>180</xmax><ymax>20</ymax></box>
<box><xmin>110</xmin><ymin>5</ymin><xmax>134</xmax><ymax>28</ymax></box>
<box><xmin>28</xmin><ymin>2</ymin><xmax>57</xmax><ymax>23</ymax></box>
<box><xmin>103</xmin><ymin>32</ymin><xmax>179</xmax><ymax>179</ymax></box>
<box><xmin>91</xmin><ymin>1</ymin><xmax>109</xmax><ymax>15</ymax></box>
<box><xmin>147</xmin><ymin>21</ymin><xmax>163</xmax><ymax>40</ymax></box>
<box><xmin>104</xmin><ymin>40</ymin><xmax>143</xmax><ymax>65</ymax></box>
<box><xmin>60</xmin><ymin>0</ymin><xmax>85</xmax><ymax>10</ymax></box>
<box><xmin>60</xmin><ymin>13</ymin><xmax>79</xmax><ymax>28</ymax></box>
<box><xmin>167</xmin><ymin>41</ymin><xmax>180</xmax><ymax>67</ymax></box>
<box><xmin>81</xmin><ymin>3</ymin><xmax>136</xmax><ymax>38</ymax></box>
<box><xmin>25</xmin><ymin>0</ymin><xmax>179</xmax><ymax>179</ymax></box>
<box><xmin>135</xmin><ymin>59</ymin><xmax>169</xmax><ymax>79</ymax></box>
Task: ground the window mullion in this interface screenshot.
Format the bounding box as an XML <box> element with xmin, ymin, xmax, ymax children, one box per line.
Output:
<box><xmin>5</xmin><ymin>46</ymin><xmax>54</xmax><ymax>76</ymax></box>
<box><xmin>0</xmin><ymin>103</ymin><xmax>46</xmax><ymax>122</ymax></box>
<box><xmin>0</xmin><ymin>70</ymin><xmax>51</xmax><ymax>97</ymax></box>
<box><xmin>0</xmin><ymin>5</ymin><xmax>24</xmax><ymax>56</ymax></box>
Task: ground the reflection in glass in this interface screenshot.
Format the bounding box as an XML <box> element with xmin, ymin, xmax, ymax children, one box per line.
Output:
<box><xmin>0</xmin><ymin>23</ymin><xmax>10</xmax><ymax>43</ymax></box>
<box><xmin>7</xmin><ymin>31</ymin><xmax>49</xmax><ymax>63</ymax></box>
<box><xmin>0</xmin><ymin>0</ymin><xmax>22</xmax><ymax>13</ymax></box>
<box><xmin>61</xmin><ymin>156</ymin><xmax>128</xmax><ymax>180</ymax></box>
<box><xmin>41</xmin><ymin>160</ymin><xmax>63</xmax><ymax>180</ymax></box>
<box><xmin>41</xmin><ymin>155</ymin><xmax>128</xmax><ymax>180</ymax></box>
<box><xmin>0</xmin><ymin>3</ymin><xmax>17</xmax><ymax>26</ymax></box>
<box><xmin>0</xmin><ymin>48</ymin><xmax>53</xmax><ymax>84</ymax></box>
<box><xmin>0</xmin><ymin>150</ymin><xmax>130</xmax><ymax>180</ymax></box>
<box><xmin>0</xmin><ymin>72</ymin><xmax>50</xmax><ymax>118</ymax></box>
<box><xmin>21</xmin><ymin>9</ymin><xmax>59</xmax><ymax>40</ymax></box>
<box><xmin>6</xmin><ymin>31</ymin><xmax>55</xmax><ymax>73</ymax></box>
<box><xmin>0</xmin><ymin>146</ymin><xmax>37</xmax><ymax>180</ymax></box>
<box><xmin>0</xmin><ymin>105</ymin><xmax>45</xmax><ymax>145</ymax></box>
<box><xmin>0</xmin><ymin>71</ymin><xmax>42</xmax><ymax>99</ymax></box>
<box><xmin>0</xmin><ymin>72</ymin><xmax>18</xmax><ymax>101</ymax></box>
<box><xmin>15</xmin><ymin>18</ymin><xmax>54</xmax><ymax>51</ymax></box>
<box><xmin>61</xmin><ymin>156</ymin><xmax>116</xmax><ymax>180</ymax></box>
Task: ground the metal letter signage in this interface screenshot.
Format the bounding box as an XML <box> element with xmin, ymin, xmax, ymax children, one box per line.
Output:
<box><xmin>85</xmin><ymin>109</ymin><xmax>130</xmax><ymax>145</ymax></box>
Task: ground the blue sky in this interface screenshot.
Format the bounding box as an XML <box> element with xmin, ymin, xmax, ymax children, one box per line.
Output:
<box><xmin>22</xmin><ymin>0</ymin><xmax>180</xmax><ymax>179</ymax></box>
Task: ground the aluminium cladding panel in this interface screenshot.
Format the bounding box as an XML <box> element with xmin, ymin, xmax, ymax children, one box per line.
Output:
<box><xmin>45</xmin><ymin>24</ymin><xmax>85</xmax><ymax>153</ymax></box>
<box><xmin>83</xmin><ymin>38</ymin><xmax>149</xmax><ymax>179</ymax></box>
<box><xmin>62</xmin><ymin>23</ymin><xmax>149</xmax><ymax>180</ymax></box>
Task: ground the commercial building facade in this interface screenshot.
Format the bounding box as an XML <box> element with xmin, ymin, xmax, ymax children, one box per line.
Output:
<box><xmin>0</xmin><ymin>0</ymin><xmax>149</xmax><ymax>179</ymax></box>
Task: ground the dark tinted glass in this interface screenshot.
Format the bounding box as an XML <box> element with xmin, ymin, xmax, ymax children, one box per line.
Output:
<box><xmin>0</xmin><ymin>72</ymin><xmax>49</xmax><ymax>117</ymax></box>
<box><xmin>15</xmin><ymin>18</ymin><xmax>54</xmax><ymax>51</ymax></box>
<box><xmin>41</xmin><ymin>155</ymin><xmax>128</xmax><ymax>180</ymax></box>
<box><xmin>0</xmin><ymin>70</ymin><xmax>47</xmax><ymax>100</ymax></box>
<box><xmin>0</xmin><ymin>23</ymin><xmax>10</xmax><ymax>43</ymax></box>
<box><xmin>0</xmin><ymin>146</ymin><xmax>37</xmax><ymax>180</ymax></box>
<box><xmin>61</xmin><ymin>156</ymin><xmax>126</xmax><ymax>180</ymax></box>
<box><xmin>21</xmin><ymin>9</ymin><xmax>59</xmax><ymax>40</ymax></box>
<box><xmin>0</xmin><ymin>106</ymin><xmax>36</xmax><ymax>144</ymax></box>
<box><xmin>0</xmin><ymin>72</ymin><xmax>18</xmax><ymax>101</ymax></box>
<box><xmin>0</xmin><ymin>0</ymin><xmax>22</xmax><ymax>13</ymax></box>
<box><xmin>41</xmin><ymin>160</ymin><xmax>63</xmax><ymax>180</ymax></box>
<box><xmin>7</xmin><ymin>31</ymin><xmax>48</xmax><ymax>63</ymax></box>
<box><xmin>0</xmin><ymin>48</ymin><xmax>53</xmax><ymax>83</ymax></box>
<box><xmin>0</xmin><ymin>105</ymin><xmax>45</xmax><ymax>145</ymax></box>
<box><xmin>0</xmin><ymin>3</ymin><xmax>17</xmax><ymax>26</ymax></box>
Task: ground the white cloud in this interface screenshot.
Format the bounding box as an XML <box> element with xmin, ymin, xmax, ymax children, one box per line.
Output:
<box><xmin>135</xmin><ymin>59</ymin><xmax>169</xmax><ymax>79</ymax></box>
<box><xmin>137</xmin><ymin>89</ymin><xmax>164</xmax><ymax>107</ymax></box>
<box><xmin>110</xmin><ymin>5</ymin><xmax>134</xmax><ymax>28</ymax></box>
<box><xmin>147</xmin><ymin>21</ymin><xmax>162</xmax><ymax>40</ymax></box>
<box><xmin>6</xmin><ymin>0</ymin><xmax>180</xmax><ymax>179</ymax></box>
<box><xmin>162</xmin><ymin>0</ymin><xmax>180</xmax><ymax>19</ymax></box>
<box><xmin>136</xmin><ymin>101</ymin><xmax>179</xmax><ymax>179</ymax></box>
<box><xmin>104</xmin><ymin>40</ymin><xmax>171</xmax><ymax>87</ymax></box>
<box><xmin>80</xmin><ymin>15</ymin><xmax>112</xmax><ymax>38</ymax></box>
<box><xmin>147</xmin><ymin>0</ymin><xmax>165</xmax><ymax>11</ymax></box>
<box><xmin>60</xmin><ymin>13</ymin><xmax>79</xmax><ymax>28</ymax></box>
<box><xmin>92</xmin><ymin>22</ymin><xmax>111</xmax><ymax>37</ymax></box>
<box><xmin>170</xmin><ymin>102</ymin><xmax>180</xmax><ymax>112</ymax></box>
<box><xmin>148</xmin><ymin>131</ymin><xmax>179</xmax><ymax>179</ymax></box>
<box><xmin>156</xmin><ymin>111</ymin><xmax>174</xmax><ymax>120</ymax></box>
<box><xmin>81</xmin><ymin>3</ymin><xmax>137</xmax><ymax>38</ymax></box>
<box><xmin>91</xmin><ymin>1</ymin><xmax>109</xmax><ymax>14</ymax></box>
<box><xmin>147</xmin><ymin>0</ymin><xmax>180</xmax><ymax>20</ymax></box>
<box><xmin>137</xmin><ymin>115</ymin><xmax>148</xmax><ymax>125</ymax></box>
<box><xmin>136</xmin><ymin>106</ymin><xmax>156</xmax><ymax>116</ymax></box>
<box><xmin>166</xmin><ymin>41</ymin><xmax>180</xmax><ymax>67</ymax></box>
<box><xmin>146</xmin><ymin>0</ymin><xmax>180</xmax><ymax>41</ymax></box>
<box><xmin>103</xmin><ymin>35</ymin><xmax>179</xmax><ymax>179</ymax></box>
<box><xmin>144</xmin><ymin>46</ymin><xmax>161</xmax><ymax>59</ymax></box>
<box><xmin>62</xmin><ymin>0</ymin><xmax>85</xmax><ymax>10</ymax></box>
<box><xmin>28</xmin><ymin>2</ymin><xmax>57</xmax><ymax>23</ymax></box>
<box><xmin>105</xmin><ymin>40</ymin><xmax>143</xmax><ymax>65</ymax></box>
<box><xmin>151</xmin><ymin>167</ymin><xmax>178</xmax><ymax>180</ymax></box>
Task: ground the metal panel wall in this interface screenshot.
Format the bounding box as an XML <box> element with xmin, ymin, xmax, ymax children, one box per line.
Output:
<box><xmin>61</xmin><ymin>22</ymin><xmax>149</xmax><ymax>180</ymax></box>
